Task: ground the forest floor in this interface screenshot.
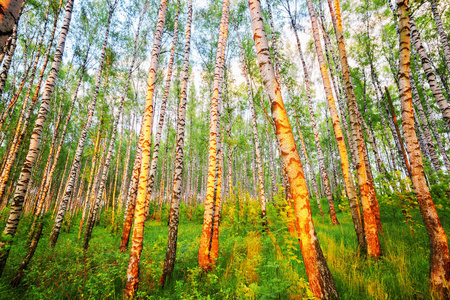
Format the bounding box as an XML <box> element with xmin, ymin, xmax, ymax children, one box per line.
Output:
<box><xmin>0</xmin><ymin>196</ymin><xmax>447</xmax><ymax>299</ymax></box>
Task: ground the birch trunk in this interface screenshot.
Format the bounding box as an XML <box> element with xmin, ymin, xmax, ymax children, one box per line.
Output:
<box><xmin>287</xmin><ymin>7</ymin><xmax>338</xmax><ymax>225</ymax></box>
<box><xmin>78</xmin><ymin>120</ymin><xmax>104</xmax><ymax>238</ymax></box>
<box><xmin>429</xmin><ymin>0</ymin><xmax>450</xmax><ymax>76</ymax></box>
<box><xmin>265</xmin><ymin>0</ymin><xmax>281</xmax><ymax>79</ymax></box>
<box><xmin>371</xmin><ymin>66</ymin><xmax>398</xmax><ymax>171</ymax></box>
<box><xmin>414</xmin><ymin>107</ymin><xmax>431</xmax><ymax>164</ymax></box>
<box><xmin>227</xmin><ymin>115</ymin><xmax>233</xmax><ymax>197</ymax></box>
<box><xmin>410</xmin><ymin>70</ymin><xmax>441</xmax><ymax>172</ymax></box>
<box><xmin>410</xmin><ymin>16</ymin><xmax>450</xmax><ymax>129</ymax></box>
<box><xmin>318</xmin><ymin>12</ymin><xmax>353</xmax><ymax>161</ymax></box>
<box><xmin>0</xmin><ymin>0</ymin><xmax>24</xmax><ymax>51</ymax></box>
<box><xmin>119</xmin><ymin>127</ymin><xmax>133</xmax><ymax>210</ymax></box>
<box><xmin>119</xmin><ymin>120</ymin><xmax>143</xmax><ymax>252</ymax></box>
<box><xmin>291</xmin><ymin>106</ymin><xmax>324</xmax><ymax>217</ymax></box>
<box><xmin>83</xmin><ymin>108</ymin><xmax>123</xmax><ymax>249</ymax></box>
<box><xmin>233</xmin><ymin>14</ymin><xmax>266</xmax><ymax>219</ymax></box>
<box><xmin>49</xmin><ymin>3</ymin><xmax>115</xmax><ymax>248</ymax></box>
<box><xmin>397</xmin><ymin>1</ymin><xmax>450</xmax><ymax>297</ymax></box>
<box><xmin>111</xmin><ymin>124</ymin><xmax>123</xmax><ymax>229</ymax></box>
<box><xmin>39</xmin><ymin>51</ymin><xmax>89</xmax><ymax>232</ymax></box>
<box><xmin>198</xmin><ymin>0</ymin><xmax>229</xmax><ymax>271</ymax></box>
<box><xmin>328</xmin><ymin>0</ymin><xmax>380</xmax><ymax>254</ymax></box>
<box><xmin>261</xmin><ymin>99</ymin><xmax>277</xmax><ymax>198</ymax></box>
<box><xmin>0</xmin><ymin>3</ymin><xmax>22</xmax><ymax>100</ymax></box>
<box><xmin>25</xmin><ymin>102</ymin><xmax>63</xmax><ymax>245</ymax></box>
<box><xmin>0</xmin><ymin>0</ymin><xmax>75</xmax><ymax>276</ymax></box>
<box><xmin>305</xmin><ymin>0</ymin><xmax>365</xmax><ymax>253</ymax></box>
<box><xmin>411</xmin><ymin>44</ymin><xmax>450</xmax><ymax>172</ymax></box>
<box><xmin>0</xmin><ymin>1</ymin><xmax>51</xmax><ymax>139</ymax></box>
<box><xmin>210</xmin><ymin>126</ymin><xmax>224</xmax><ymax>263</ymax></box>
<box><xmin>124</xmin><ymin>0</ymin><xmax>167</xmax><ymax>296</ymax></box>
<box><xmin>384</xmin><ymin>87</ymin><xmax>412</xmax><ymax>178</ymax></box>
<box><xmin>361</xmin><ymin>78</ymin><xmax>386</xmax><ymax>175</ymax></box>
<box><xmin>206</xmin><ymin>49</ymin><xmax>227</xmax><ymax>266</ymax></box>
<box><xmin>161</xmin><ymin>1</ymin><xmax>192</xmax><ymax>282</ymax></box>
<box><xmin>249</xmin><ymin>0</ymin><xmax>338</xmax><ymax>298</ymax></box>
<box><xmin>83</xmin><ymin>0</ymin><xmax>143</xmax><ymax>250</ymax></box>
<box><xmin>0</xmin><ymin>1</ymin><xmax>62</xmax><ymax>203</ymax></box>
<box><xmin>144</xmin><ymin>2</ymin><xmax>180</xmax><ymax>220</ymax></box>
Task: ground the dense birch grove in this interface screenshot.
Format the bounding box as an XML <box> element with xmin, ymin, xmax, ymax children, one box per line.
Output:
<box><xmin>0</xmin><ymin>0</ymin><xmax>450</xmax><ymax>298</ymax></box>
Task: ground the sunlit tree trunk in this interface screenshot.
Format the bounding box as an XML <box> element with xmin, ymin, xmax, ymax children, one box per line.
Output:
<box><xmin>144</xmin><ymin>2</ymin><xmax>180</xmax><ymax>220</ymax></box>
<box><xmin>328</xmin><ymin>0</ymin><xmax>381</xmax><ymax>252</ymax></box>
<box><xmin>249</xmin><ymin>1</ymin><xmax>338</xmax><ymax>298</ymax></box>
<box><xmin>318</xmin><ymin>11</ymin><xmax>353</xmax><ymax>161</ymax></box>
<box><xmin>360</xmin><ymin>91</ymin><xmax>383</xmax><ymax>229</ymax></box>
<box><xmin>265</xmin><ymin>0</ymin><xmax>293</xmax><ymax>201</ymax></box>
<box><xmin>287</xmin><ymin>6</ymin><xmax>338</xmax><ymax>224</ymax></box>
<box><xmin>120</xmin><ymin>121</ymin><xmax>143</xmax><ymax>252</ymax></box>
<box><xmin>207</xmin><ymin>52</ymin><xmax>227</xmax><ymax>268</ymax></box>
<box><xmin>210</xmin><ymin>126</ymin><xmax>224</xmax><ymax>263</ymax></box>
<box><xmin>198</xmin><ymin>0</ymin><xmax>229</xmax><ymax>271</ymax></box>
<box><xmin>304</xmin><ymin>0</ymin><xmax>365</xmax><ymax>253</ymax></box>
<box><xmin>397</xmin><ymin>1</ymin><xmax>450</xmax><ymax>297</ymax></box>
<box><xmin>124</xmin><ymin>0</ymin><xmax>167</xmax><ymax>297</ymax></box>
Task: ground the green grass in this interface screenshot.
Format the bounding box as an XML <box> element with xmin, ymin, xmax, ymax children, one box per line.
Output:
<box><xmin>0</xmin><ymin>196</ymin><xmax>447</xmax><ymax>299</ymax></box>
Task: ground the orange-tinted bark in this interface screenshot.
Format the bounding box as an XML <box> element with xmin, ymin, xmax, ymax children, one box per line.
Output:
<box><xmin>397</xmin><ymin>1</ymin><xmax>450</xmax><ymax>297</ymax></box>
<box><xmin>329</xmin><ymin>0</ymin><xmax>380</xmax><ymax>256</ymax></box>
<box><xmin>248</xmin><ymin>1</ymin><xmax>338</xmax><ymax>298</ymax></box>
<box><xmin>198</xmin><ymin>0</ymin><xmax>229</xmax><ymax>271</ymax></box>
<box><xmin>123</xmin><ymin>0</ymin><xmax>167</xmax><ymax>297</ymax></box>
<box><xmin>306</xmin><ymin>0</ymin><xmax>365</xmax><ymax>254</ymax></box>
